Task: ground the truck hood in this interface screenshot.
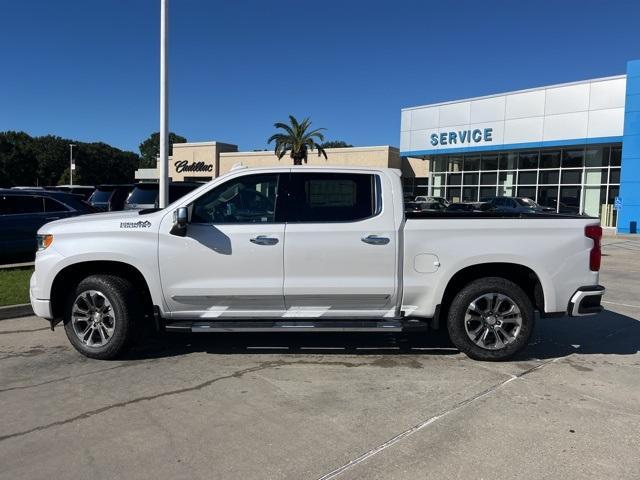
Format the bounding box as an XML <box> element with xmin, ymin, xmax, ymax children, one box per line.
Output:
<box><xmin>38</xmin><ymin>210</ymin><xmax>164</xmax><ymax>235</ymax></box>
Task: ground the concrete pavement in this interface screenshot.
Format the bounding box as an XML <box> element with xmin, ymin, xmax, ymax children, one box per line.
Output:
<box><xmin>0</xmin><ymin>237</ymin><xmax>638</xmax><ymax>479</ymax></box>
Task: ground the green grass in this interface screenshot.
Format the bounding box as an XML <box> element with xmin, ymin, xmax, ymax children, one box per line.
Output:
<box><xmin>0</xmin><ymin>267</ymin><xmax>34</xmax><ymax>307</ymax></box>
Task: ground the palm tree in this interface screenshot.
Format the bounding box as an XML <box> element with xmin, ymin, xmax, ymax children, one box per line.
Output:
<box><xmin>268</xmin><ymin>115</ymin><xmax>328</xmax><ymax>165</ymax></box>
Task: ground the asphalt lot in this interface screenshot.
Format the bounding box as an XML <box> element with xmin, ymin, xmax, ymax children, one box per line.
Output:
<box><xmin>1</xmin><ymin>237</ymin><xmax>639</xmax><ymax>480</ymax></box>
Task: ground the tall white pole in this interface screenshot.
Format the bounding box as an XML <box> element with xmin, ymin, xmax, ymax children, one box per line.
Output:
<box><xmin>159</xmin><ymin>0</ymin><xmax>169</xmax><ymax>207</ymax></box>
<box><xmin>69</xmin><ymin>144</ymin><xmax>76</xmax><ymax>186</ymax></box>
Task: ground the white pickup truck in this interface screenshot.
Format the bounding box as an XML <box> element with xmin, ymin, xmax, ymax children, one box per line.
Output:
<box><xmin>30</xmin><ymin>166</ymin><xmax>605</xmax><ymax>361</ymax></box>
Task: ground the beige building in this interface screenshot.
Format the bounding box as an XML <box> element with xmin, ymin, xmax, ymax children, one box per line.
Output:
<box><xmin>134</xmin><ymin>141</ymin><xmax>430</xmax><ymax>195</ymax></box>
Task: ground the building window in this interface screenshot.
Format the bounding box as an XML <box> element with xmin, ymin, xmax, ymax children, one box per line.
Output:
<box><xmin>462</xmin><ymin>187</ymin><xmax>478</xmax><ymax>202</ymax></box>
<box><xmin>481</xmin><ymin>154</ymin><xmax>498</xmax><ymax>171</ymax></box>
<box><xmin>610</xmin><ymin>147</ymin><xmax>622</xmax><ymax>166</ymax></box>
<box><xmin>518</xmin><ymin>170</ymin><xmax>537</xmax><ymax>185</ymax></box>
<box><xmin>481</xmin><ymin>172</ymin><xmax>497</xmax><ymax>185</ymax></box>
<box><xmin>480</xmin><ymin>186</ymin><xmax>496</xmax><ymax>200</ymax></box>
<box><xmin>540</xmin><ymin>150</ymin><xmax>561</xmax><ymax>169</ymax></box>
<box><xmin>518</xmin><ymin>151</ymin><xmax>539</xmax><ymax>170</ymax></box>
<box><xmin>537</xmin><ymin>186</ymin><xmax>558</xmax><ymax>209</ymax></box>
<box><xmin>447</xmin><ymin>157</ymin><xmax>463</xmax><ymax>172</ymax></box>
<box><xmin>447</xmin><ymin>187</ymin><xmax>461</xmax><ymax>203</ymax></box>
<box><xmin>585</xmin><ymin>146</ymin><xmax>609</xmax><ymax>167</ymax></box>
<box><xmin>464</xmin><ymin>156</ymin><xmax>480</xmax><ymax>171</ymax></box>
<box><xmin>517</xmin><ymin>186</ymin><xmax>536</xmax><ymax>200</ymax></box>
<box><xmin>426</xmin><ymin>142</ymin><xmax>621</xmax><ymax>224</ymax></box>
<box><xmin>448</xmin><ymin>173</ymin><xmax>462</xmax><ymax>186</ymax></box>
<box><xmin>559</xmin><ymin>186</ymin><xmax>581</xmax><ymax>214</ymax></box>
<box><xmin>463</xmin><ymin>172</ymin><xmax>479</xmax><ymax>185</ymax></box>
<box><xmin>561</xmin><ymin>170</ymin><xmax>582</xmax><ymax>185</ymax></box>
<box><xmin>498</xmin><ymin>152</ymin><xmax>517</xmax><ymax>170</ymax></box>
<box><xmin>539</xmin><ymin>170</ymin><xmax>559</xmax><ymax>184</ymax></box>
<box><xmin>562</xmin><ymin>149</ymin><xmax>585</xmax><ymax>168</ymax></box>
<box><xmin>609</xmin><ymin>168</ymin><xmax>621</xmax><ymax>184</ymax></box>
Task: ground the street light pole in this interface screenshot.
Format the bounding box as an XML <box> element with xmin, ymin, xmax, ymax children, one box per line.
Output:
<box><xmin>159</xmin><ymin>0</ymin><xmax>169</xmax><ymax>208</ymax></box>
<box><xmin>69</xmin><ymin>144</ymin><xmax>76</xmax><ymax>186</ymax></box>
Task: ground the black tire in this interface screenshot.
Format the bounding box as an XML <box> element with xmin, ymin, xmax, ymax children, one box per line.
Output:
<box><xmin>64</xmin><ymin>274</ymin><xmax>142</xmax><ymax>360</ymax></box>
<box><xmin>447</xmin><ymin>277</ymin><xmax>535</xmax><ymax>361</ymax></box>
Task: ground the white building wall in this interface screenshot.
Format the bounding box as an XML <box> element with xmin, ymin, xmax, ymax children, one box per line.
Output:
<box><xmin>400</xmin><ymin>76</ymin><xmax>626</xmax><ymax>154</ymax></box>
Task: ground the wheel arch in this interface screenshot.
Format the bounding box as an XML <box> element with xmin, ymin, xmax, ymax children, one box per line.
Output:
<box><xmin>439</xmin><ymin>262</ymin><xmax>545</xmax><ymax>321</ymax></box>
<box><xmin>50</xmin><ymin>261</ymin><xmax>155</xmax><ymax>322</ymax></box>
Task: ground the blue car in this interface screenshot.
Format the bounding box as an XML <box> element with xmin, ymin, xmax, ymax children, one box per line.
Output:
<box><xmin>0</xmin><ymin>189</ymin><xmax>96</xmax><ymax>263</ymax></box>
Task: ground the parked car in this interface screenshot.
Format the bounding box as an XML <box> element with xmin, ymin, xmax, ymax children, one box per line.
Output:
<box><xmin>124</xmin><ymin>182</ymin><xmax>203</xmax><ymax>210</ymax></box>
<box><xmin>415</xmin><ymin>196</ymin><xmax>450</xmax><ymax>209</ymax></box>
<box><xmin>0</xmin><ymin>190</ymin><xmax>95</xmax><ymax>263</ymax></box>
<box><xmin>31</xmin><ymin>166</ymin><xmax>604</xmax><ymax>361</ymax></box>
<box><xmin>446</xmin><ymin>202</ymin><xmax>478</xmax><ymax>212</ymax></box>
<box><xmin>483</xmin><ymin>197</ymin><xmax>556</xmax><ymax>213</ymax></box>
<box><xmin>44</xmin><ymin>185</ymin><xmax>95</xmax><ymax>200</ymax></box>
<box><xmin>404</xmin><ymin>201</ymin><xmax>428</xmax><ymax>213</ymax></box>
<box><xmin>89</xmin><ymin>184</ymin><xmax>133</xmax><ymax>212</ymax></box>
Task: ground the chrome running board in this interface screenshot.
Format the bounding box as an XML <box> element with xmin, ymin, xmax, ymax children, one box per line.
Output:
<box><xmin>163</xmin><ymin>320</ymin><xmax>418</xmax><ymax>333</ymax></box>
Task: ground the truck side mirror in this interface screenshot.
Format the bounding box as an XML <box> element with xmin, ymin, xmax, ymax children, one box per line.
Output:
<box><xmin>170</xmin><ymin>206</ymin><xmax>188</xmax><ymax>237</ymax></box>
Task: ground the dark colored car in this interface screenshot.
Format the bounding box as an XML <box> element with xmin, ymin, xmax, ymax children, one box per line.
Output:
<box><xmin>124</xmin><ymin>182</ymin><xmax>203</xmax><ymax>210</ymax></box>
<box><xmin>483</xmin><ymin>196</ymin><xmax>556</xmax><ymax>213</ymax></box>
<box><xmin>415</xmin><ymin>196</ymin><xmax>450</xmax><ymax>210</ymax></box>
<box><xmin>0</xmin><ymin>190</ymin><xmax>96</xmax><ymax>262</ymax></box>
<box><xmin>45</xmin><ymin>185</ymin><xmax>95</xmax><ymax>200</ymax></box>
<box><xmin>404</xmin><ymin>201</ymin><xmax>428</xmax><ymax>213</ymax></box>
<box><xmin>89</xmin><ymin>184</ymin><xmax>133</xmax><ymax>212</ymax></box>
<box><xmin>446</xmin><ymin>202</ymin><xmax>478</xmax><ymax>212</ymax></box>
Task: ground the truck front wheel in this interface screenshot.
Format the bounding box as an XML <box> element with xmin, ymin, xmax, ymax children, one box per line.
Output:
<box><xmin>447</xmin><ymin>277</ymin><xmax>535</xmax><ymax>361</ymax></box>
<box><xmin>63</xmin><ymin>274</ymin><xmax>141</xmax><ymax>360</ymax></box>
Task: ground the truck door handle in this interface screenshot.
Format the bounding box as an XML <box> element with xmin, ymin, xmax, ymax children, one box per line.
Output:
<box><xmin>250</xmin><ymin>235</ymin><xmax>279</xmax><ymax>246</ymax></box>
<box><xmin>361</xmin><ymin>235</ymin><xmax>390</xmax><ymax>245</ymax></box>
<box><xmin>46</xmin><ymin>217</ymin><xmax>60</xmax><ymax>221</ymax></box>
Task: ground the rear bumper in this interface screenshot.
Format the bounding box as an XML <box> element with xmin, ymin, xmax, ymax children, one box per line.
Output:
<box><xmin>568</xmin><ymin>285</ymin><xmax>605</xmax><ymax>317</ymax></box>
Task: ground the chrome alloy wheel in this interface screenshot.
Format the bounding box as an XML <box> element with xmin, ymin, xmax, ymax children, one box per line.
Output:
<box><xmin>464</xmin><ymin>293</ymin><xmax>523</xmax><ymax>350</ymax></box>
<box><xmin>71</xmin><ymin>290</ymin><xmax>116</xmax><ymax>348</ymax></box>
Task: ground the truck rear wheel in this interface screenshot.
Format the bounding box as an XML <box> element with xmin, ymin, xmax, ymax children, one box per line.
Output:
<box><xmin>446</xmin><ymin>277</ymin><xmax>534</xmax><ymax>361</ymax></box>
<box><xmin>63</xmin><ymin>274</ymin><xmax>141</xmax><ymax>360</ymax></box>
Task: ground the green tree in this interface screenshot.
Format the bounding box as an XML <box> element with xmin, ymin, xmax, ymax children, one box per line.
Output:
<box><xmin>0</xmin><ymin>131</ymin><xmax>141</xmax><ymax>187</ymax></box>
<box><xmin>138</xmin><ymin>132</ymin><xmax>187</xmax><ymax>168</ymax></box>
<box><xmin>320</xmin><ymin>140</ymin><xmax>353</xmax><ymax>148</ymax></box>
<box><xmin>268</xmin><ymin>116</ymin><xmax>327</xmax><ymax>165</ymax></box>
<box><xmin>0</xmin><ymin>131</ymin><xmax>37</xmax><ymax>187</ymax></box>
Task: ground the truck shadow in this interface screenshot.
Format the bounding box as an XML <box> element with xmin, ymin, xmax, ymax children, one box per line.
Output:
<box><xmin>126</xmin><ymin>309</ymin><xmax>639</xmax><ymax>361</ymax></box>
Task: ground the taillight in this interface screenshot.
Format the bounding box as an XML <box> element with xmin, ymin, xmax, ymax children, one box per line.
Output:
<box><xmin>585</xmin><ymin>224</ymin><xmax>602</xmax><ymax>272</ymax></box>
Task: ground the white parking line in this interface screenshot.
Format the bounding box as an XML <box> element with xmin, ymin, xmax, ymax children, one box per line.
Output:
<box><xmin>316</xmin><ymin>358</ymin><xmax>561</xmax><ymax>480</ymax></box>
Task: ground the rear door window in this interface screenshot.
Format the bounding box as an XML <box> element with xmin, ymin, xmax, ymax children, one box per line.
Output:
<box><xmin>288</xmin><ymin>173</ymin><xmax>377</xmax><ymax>222</ymax></box>
<box><xmin>90</xmin><ymin>189</ymin><xmax>114</xmax><ymax>203</ymax></box>
<box><xmin>127</xmin><ymin>186</ymin><xmax>158</xmax><ymax>205</ymax></box>
<box><xmin>0</xmin><ymin>195</ymin><xmax>44</xmax><ymax>215</ymax></box>
<box><xmin>44</xmin><ymin>197</ymin><xmax>70</xmax><ymax>212</ymax></box>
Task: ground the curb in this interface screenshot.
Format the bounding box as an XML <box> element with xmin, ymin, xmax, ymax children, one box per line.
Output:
<box><xmin>0</xmin><ymin>262</ymin><xmax>34</xmax><ymax>270</ymax></box>
<box><xmin>0</xmin><ymin>304</ymin><xmax>34</xmax><ymax>321</ymax></box>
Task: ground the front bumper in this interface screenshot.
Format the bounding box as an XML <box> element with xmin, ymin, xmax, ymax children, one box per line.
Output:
<box><xmin>568</xmin><ymin>285</ymin><xmax>605</xmax><ymax>317</ymax></box>
<box><xmin>29</xmin><ymin>273</ymin><xmax>52</xmax><ymax>319</ymax></box>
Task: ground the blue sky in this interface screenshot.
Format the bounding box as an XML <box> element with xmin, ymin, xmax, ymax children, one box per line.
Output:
<box><xmin>1</xmin><ymin>0</ymin><xmax>639</xmax><ymax>154</ymax></box>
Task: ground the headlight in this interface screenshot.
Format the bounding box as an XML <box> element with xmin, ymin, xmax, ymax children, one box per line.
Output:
<box><xmin>37</xmin><ymin>234</ymin><xmax>54</xmax><ymax>251</ymax></box>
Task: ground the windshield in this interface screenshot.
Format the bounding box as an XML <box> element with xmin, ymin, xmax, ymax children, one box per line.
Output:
<box><xmin>90</xmin><ymin>190</ymin><xmax>113</xmax><ymax>203</ymax></box>
<box><xmin>127</xmin><ymin>186</ymin><xmax>158</xmax><ymax>205</ymax></box>
<box><xmin>516</xmin><ymin>198</ymin><xmax>539</xmax><ymax>208</ymax></box>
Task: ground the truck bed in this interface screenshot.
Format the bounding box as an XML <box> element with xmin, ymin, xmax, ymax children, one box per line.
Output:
<box><xmin>405</xmin><ymin>211</ymin><xmax>593</xmax><ymax>220</ymax></box>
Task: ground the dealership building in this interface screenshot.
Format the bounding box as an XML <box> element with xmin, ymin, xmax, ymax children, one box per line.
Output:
<box><xmin>400</xmin><ymin>59</ymin><xmax>640</xmax><ymax>233</ymax></box>
<box><xmin>135</xmin><ymin>60</ymin><xmax>639</xmax><ymax>233</ymax></box>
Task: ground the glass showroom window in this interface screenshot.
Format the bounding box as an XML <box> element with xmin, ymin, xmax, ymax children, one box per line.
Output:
<box><xmin>425</xmin><ymin>143</ymin><xmax>621</xmax><ymax>223</ymax></box>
